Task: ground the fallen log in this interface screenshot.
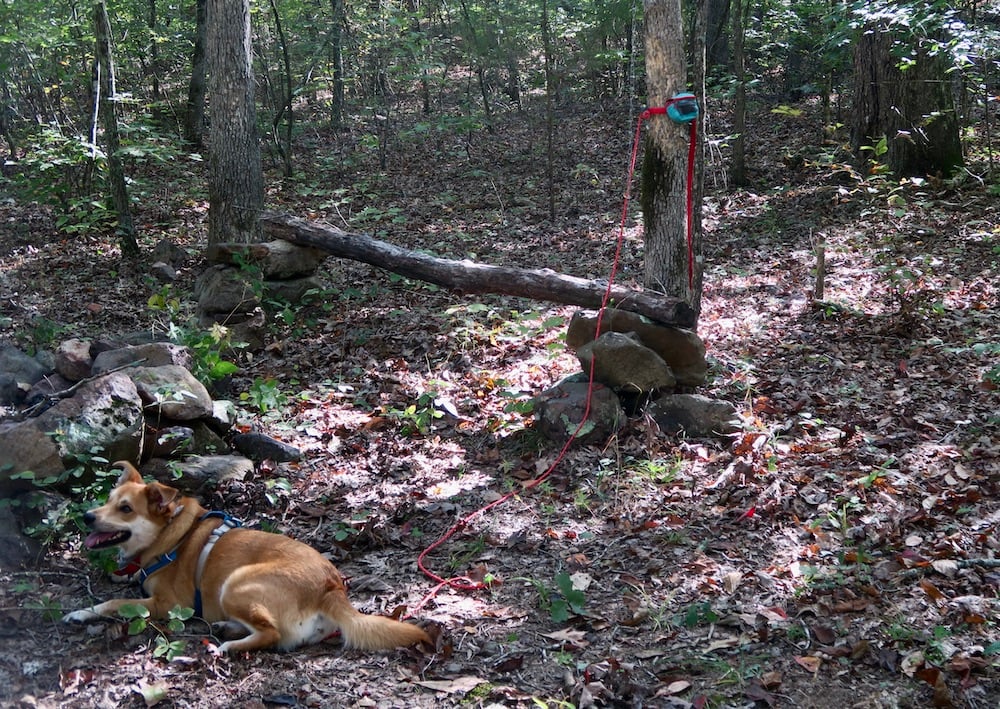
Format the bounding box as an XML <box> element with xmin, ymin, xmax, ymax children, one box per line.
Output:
<box><xmin>258</xmin><ymin>212</ymin><xmax>697</xmax><ymax>328</ymax></box>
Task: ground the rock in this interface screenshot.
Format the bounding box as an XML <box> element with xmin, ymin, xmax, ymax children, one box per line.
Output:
<box><xmin>647</xmin><ymin>394</ymin><xmax>741</xmax><ymax>438</ymax></box>
<box><xmin>0</xmin><ymin>373</ymin><xmax>24</xmax><ymax>406</ymax></box>
<box><xmin>144</xmin><ymin>425</ymin><xmax>196</xmax><ymax>458</ymax></box>
<box><xmin>92</xmin><ymin>342</ymin><xmax>193</xmax><ymax>375</ymax></box>
<box><xmin>566</xmin><ymin>309</ymin><xmax>708</xmax><ymax>387</ymax></box>
<box><xmin>0</xmin><ymin>372</ymin><xmax>144</xmax><ymax>493</ymax></box>
<box><xmin>152</xmin><ymin>238</ymin><xmax>188</xmax><ymax>267</ymax></box>
<box><xmin>150</xmin><ymin>261</ymin><xmax>177</xmax><ymax>282</ymax></box>
<box><xmin>205</xmin><ymin>240</ymin><xmax>327</xmax><ymax>279</ymax></box>
<box><xmin>198</xmin><ymin>307</ymin><xmax>266</xmax><ymax>351</ymax></box>
<box><xmin>0</xmin><ymin>503</ymin><xmax>42</xmax><ymax>571</ymax></box>
<box><xmin>25</xmin><ymin>373</ymin><xmax>73</xmax><ymax>408</ymax></box>
<box><xmin>194</xmin><ymin>264</ymin><xmax>260</xmax><ymax>316</ymax></box>
<box><xmin>131</xmin><ymin>365</ymin><xmax>214</xmax><ymax>420</ymax></box>
<box><xmin>264</xmin><ymin>275</ymin><xmax>323</xmax><ymax>304</ymax></box>
<box><xmin>206</xmin><ymin>399</ymin><xmax>239</xmax><ymax>435</ymax></box>
<box><xmin>0</xmin><ymin>345</ymin><xmax>50</xmax><ymax>389</ymax></box>
<box><xmin>575</xmin><ymin>331</ymin><xmax>676</xmax><ymax>393</ymax></box>
<box><xmin>533</xmin><ymin>375</ymin><xmax>625</xmax><ymax>445</ymax></box>
<box><xmin>142</xmin><ymin>455</ymin><xmax>254</xmax><ymax>494</ymax></box>
<box><xmin>230</xmin><ymin>432</ymin><xmax>302</xmax><ymax>463</ymax></box>
<box><xmin>144</xmin><ymin>422</ymin><xmax>228</xmax><ymax>458</ymax></box>
<box><xmin>54</xmin><ymin>338</ymin><xmax>93</xmax><ymax>382</ymax></box>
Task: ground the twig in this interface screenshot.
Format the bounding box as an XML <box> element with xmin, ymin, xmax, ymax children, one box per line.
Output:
<box><xmin>15</xmin><ymin>358</ymin><xmax>147</xmax><ymax>421</ymax></box>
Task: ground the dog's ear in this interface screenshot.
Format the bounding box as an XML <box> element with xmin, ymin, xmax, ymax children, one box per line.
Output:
<box><xmin>146</xmin><ymin>482</ymin><xmax>182</xmax><ymax>517</ymax></box>
<box><xmin>112</xmin><ymin>460</ymin><xmax>143</xmax><ymax>487</ymax></box>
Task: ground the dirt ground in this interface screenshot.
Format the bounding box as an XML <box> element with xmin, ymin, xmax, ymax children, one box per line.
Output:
<box><xmin>1</xmin><ymin>97</ymin><xmax>998</xmax><ymax>708</ymax></box>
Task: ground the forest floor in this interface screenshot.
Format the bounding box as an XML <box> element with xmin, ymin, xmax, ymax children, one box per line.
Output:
<box><xmin>0</xmin><ymin>95</ymin><xmax>998</xmax><ymax>709</ymax></box>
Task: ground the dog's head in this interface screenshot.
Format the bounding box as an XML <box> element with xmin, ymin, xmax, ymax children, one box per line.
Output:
<box><xmin>81</xmin><ymin>461</ymin><xmax>184</xmax><ymax>558</ymax></box>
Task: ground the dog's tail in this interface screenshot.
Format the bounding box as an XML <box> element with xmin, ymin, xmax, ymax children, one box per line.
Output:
<box><xmin>323</xmin><ymin>577</ymin><xmax>431</xmax><ymax>650</ymax></box>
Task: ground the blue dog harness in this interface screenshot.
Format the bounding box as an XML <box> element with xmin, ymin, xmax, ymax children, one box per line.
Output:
<box><xmin>127</xmin><ymin>511</ymin><xmax>243</xmax><ymax>618</ymax></box>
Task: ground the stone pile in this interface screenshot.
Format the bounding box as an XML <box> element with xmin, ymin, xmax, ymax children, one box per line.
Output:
<box><xmin>194</xmin><ymin>239</ymin><xmax>327</xmax><ymax>348</ymax></box>
<box><xmin>533</xmin><ymin>308</ymin><xmax>740</xmax><ymax>444</ymax></box>
<box><xmin>0</xmin><ymin>339</ymin><xmax>300</xmax><ymax>499</ymax></box>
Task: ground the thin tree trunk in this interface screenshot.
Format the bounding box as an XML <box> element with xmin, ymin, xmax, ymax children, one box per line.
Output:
<box><xmin>94</xmin><ymin>0</ymin><xmax>139</xmax><ymax>258</ymax></box>
<box><xmin>729</xmin><ymin>0</ymin><xmax>747</xmax><ymax>186</ymax></box>
<box><xmin>329</xmin><ymin>0</ymin><xmax>345</xmax><ymax>128</ymax></box>
<box><xmin>269</xmin><ymin>0</ymin><xmax>293</xmax><ymax>177</ymax></box>
<box><xmin>184</xmin><ymin>0</ymin><xmax>208</xmax><ymax>148</ymax></box>
<box><xmin>542</xmin><ymin>0</ymin><xmax>555</xmax><ymax>220</ymax></box>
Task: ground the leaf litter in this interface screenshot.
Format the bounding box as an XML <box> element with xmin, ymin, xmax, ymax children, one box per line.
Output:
<box><xmin>0</xmin><ymin>97</ymin><xmax>998</xmax><ymax>707</ymax></box>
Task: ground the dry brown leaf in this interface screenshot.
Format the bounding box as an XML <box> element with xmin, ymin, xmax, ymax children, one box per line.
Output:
<box><xmin>920</xmin><ymin>578</ymin><xmax>946</xmax><ymax>604</ymax></box>
<box><xmin>793</xmin><ymin>655</ymin><xmax>821</xmax><ymax>673</ymax></box>
<box><xmin>543</xmin><ymin>628</ymin><xmax>589</xmax><ymax>649</ymax></box>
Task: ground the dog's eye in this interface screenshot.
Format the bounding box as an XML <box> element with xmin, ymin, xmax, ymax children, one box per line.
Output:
<box><xmin>119</xmin><ymin>504</ymin><xmax>132</xmax><ymax>514</ymax></box>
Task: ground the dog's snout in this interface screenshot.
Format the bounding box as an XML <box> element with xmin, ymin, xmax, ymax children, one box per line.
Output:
<box><xmin>83</xmin><ymin>511</ymin><xmax>96</xmax><ymax>526</ymax></box>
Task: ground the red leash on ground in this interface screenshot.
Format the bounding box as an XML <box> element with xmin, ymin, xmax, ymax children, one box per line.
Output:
<box><xmin>411</xmin><ymin>99</ymin><xmax>698</xmax><ymax>610</ymax></box>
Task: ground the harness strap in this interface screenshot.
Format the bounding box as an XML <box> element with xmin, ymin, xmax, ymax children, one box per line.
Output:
<box><xmin>132</xmin><ymin>511</ymin><xmax>243</xmax><ymax>616</ymax></box>
<box><xmin>192</xmin><ymin>513</ymin><xmax>241</xmax><ymax>618</ymax></box>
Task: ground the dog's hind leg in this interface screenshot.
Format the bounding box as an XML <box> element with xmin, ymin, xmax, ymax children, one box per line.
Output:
<box><xmin>210</xmin><ymin>603</ymin><xmax>282</xmax><ymax>654</ymax></box>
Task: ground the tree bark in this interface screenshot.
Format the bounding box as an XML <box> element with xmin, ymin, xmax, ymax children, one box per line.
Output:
<box><xmin>640</xmin><ymin>0</ymin><xmax>703</xmax><ymax>320</ymax></box>
<box><xmin>729</xmin><ymin>0</ymin><xmax>747</xmax><ymax>186</ymax></box>
<box><xmin>259</xmin><ymin>212</ymin><xmax>697</xmax><ymax>328</ymax></box>
<box><xmin>269</xmin><ymin>0</ymin><xmax>293</xmax><ymax>177</ymax></box>
<box><xmin>184</xmin><ymin>0</ymin><xmax>207</xmax><ymax>148</ymax></box>
<box><xmin>851</xmin><ymin>20</ymin><xmax>962</xmax><ymax>177</ymax></box>
<box><xmin>94</xmin><ymin>0</ymin><xmax>139</xmax><ymax>258</ymax></box>
<box><xmin>329</xmin><ymin>0</ymin><xmax>346</xmax><ymax>128</ymax></box>
<box><xmin>207</xmin><ymin>0</ymin><xmax>264</xmax><ymax>244</ymax></box>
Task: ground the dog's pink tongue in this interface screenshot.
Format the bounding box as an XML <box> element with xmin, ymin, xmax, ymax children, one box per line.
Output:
<box><xmin>84</xmin><ymin>531</ymin><xmax>118</xmax><ymax>549</ymax></box>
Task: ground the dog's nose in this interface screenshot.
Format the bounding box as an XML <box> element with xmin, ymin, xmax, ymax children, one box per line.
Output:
<box><xmin>83</xmin><ymin>511</ymin><xmax>96</xmax><ymax>526</ymax></box>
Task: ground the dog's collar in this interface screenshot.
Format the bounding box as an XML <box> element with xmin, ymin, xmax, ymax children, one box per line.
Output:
<box><xmin>123</xmin><ymin>511</ymin><xmax>243</xmax><ymax>608</ymax></box>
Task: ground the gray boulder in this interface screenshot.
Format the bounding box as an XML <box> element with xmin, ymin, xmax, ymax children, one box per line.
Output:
<box><xmin>54</xmin><ymin>338</ymin><xmax>93</xmax><ymax>382</ymax></box>
<box><xmin>648</xmin><ymin>394</ymin><xmax>741</xmax><ymax>438</ymax></box>
<box><xmin>0</xmin><ymin>372</ymin><xmax>144</xmax><ymax>492</ymax></box>
<box><xmin>566</xmin><ymin>309</ymin><xmax>708</xmax><ymax>387</ymax></box>
<box><xmin>533</xmin><ymin>376</ymin><xmax>625</xmax><ymax>445</ymax></box>
<box><xmin>131</xmin><ymin>365</ymin><xmax>214</xmax><ymax>420</ymax></box>
<box><xmin>194</xmin><ymin>264</ymin><xmax>261</xmax><ymax>316</ymax></box>
<box><xmin>205</xmin><ymin>240</ymin><xmax>327</xmax><ymax>279</ymax></box>
<box><xmin>92</xmin><ymin>342</ymin><xmax>193</xmax><ymax>375</ymax></box>
<box><xmin>576</xmin><ymin>331</ymin><xmax>676</xmax><ymax>393</ymax></box>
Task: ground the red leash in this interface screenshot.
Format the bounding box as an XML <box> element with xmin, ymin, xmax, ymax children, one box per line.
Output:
<box><xmin>411</xmin><ymin>97</ymin><xmax>699</xmax><ymax>610</ymax></box>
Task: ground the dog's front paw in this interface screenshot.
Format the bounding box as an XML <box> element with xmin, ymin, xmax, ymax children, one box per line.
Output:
<box><xmin>62</xmin><ymin>608</ymin><xmax>103</xmax><ymax>624</ymax></box>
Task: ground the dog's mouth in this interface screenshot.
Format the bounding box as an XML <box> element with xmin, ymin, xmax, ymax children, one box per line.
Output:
<box><xmin>84</xmin><ymin>530</ymin><xmax>131</xmax><ymax>549</ymax></box>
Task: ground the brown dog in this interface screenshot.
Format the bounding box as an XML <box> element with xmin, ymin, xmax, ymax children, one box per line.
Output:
<box><xmin>63</xmin><ymin>462</ymin><xmax>430</xmax><ymax>654</ymax></box>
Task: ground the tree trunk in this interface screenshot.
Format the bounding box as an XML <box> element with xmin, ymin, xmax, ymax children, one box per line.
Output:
<box><xmin>542</xmin><ymin>0</ymin><xmax>555</xmax><ymax>220</ymax></box>
<box><xmin>207</xmin><ymin>0</ymin><xmax>264</xmax><ymax>244</ymax></box>
<box><xmin>704</xmin><ymin>0</ymin><xmax>730</xmax><ymax>70</ymax></box>
<box><xmin>851</xmin><ymin>22</ymin><xmax>962</xmax><ymax>177</ymax></box>
<box><xmin>94</xmin><ymin>0</ymin><xmax>139</xmax><ymax>258</ymax></box>
<box><xmin>259</xmin><ymin>212</ymin><xmax>697</xmax><ymax>328</ymax></box>
<box><xmin>729</xmin><ymin>0</ymin><xmax>747</xmax><ymax>186</ymax></box>
<box><xmin>640</xmin><ymin>0</ymin><xmax>703</xmax><ymax>320</ymax></box>
<box><xmin>329</xmin><ymin>0</ymin><xmax>346</xmax><ymax>128</ymax></box>
<box><xmin>269</xmin><ymin>0</ymin><xmax>293</xmax><ymax>177</ymax></box>
<box><xmin>184</xmin><ymin>0</ymin><xmax>208</xmax><ymax>148</ymax></box>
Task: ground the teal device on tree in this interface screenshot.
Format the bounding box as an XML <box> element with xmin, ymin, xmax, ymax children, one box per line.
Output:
<box><xmin>667</xmin><ymin>93</ymin><xmax>699</xmax><ymax>124</ymax></box>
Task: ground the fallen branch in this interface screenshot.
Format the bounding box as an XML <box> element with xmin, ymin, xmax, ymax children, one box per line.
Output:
<box><xmin>259</xmin><ymin>212</ymin><xmax>697</xmax><ymax>328</ymax></box>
